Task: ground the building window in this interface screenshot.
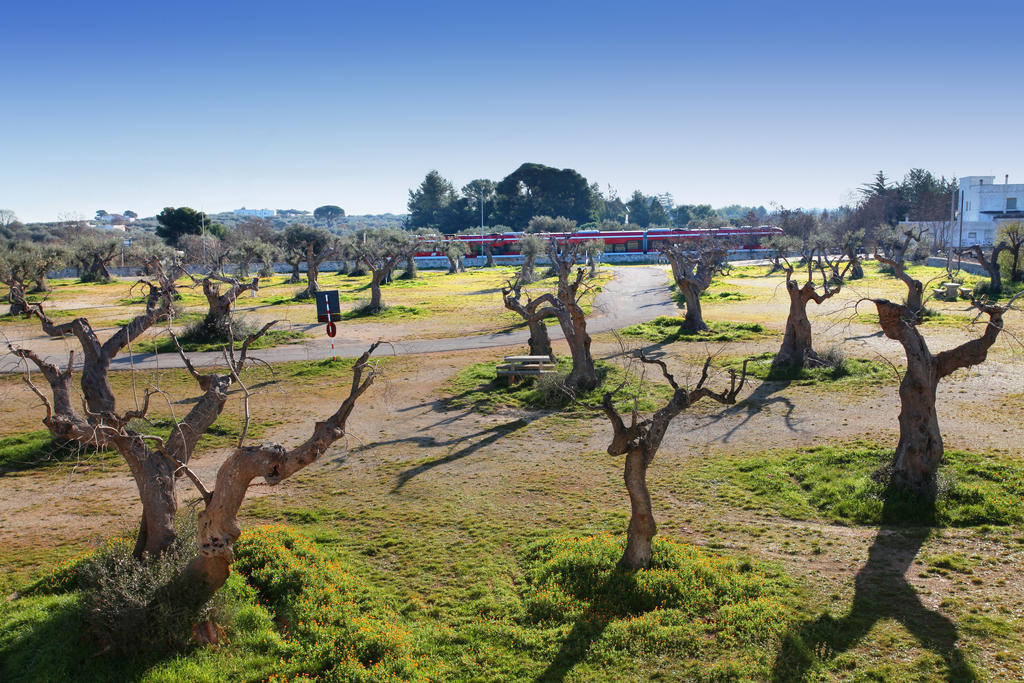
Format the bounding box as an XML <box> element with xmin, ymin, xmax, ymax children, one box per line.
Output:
<box><xmin>1008</xmin><ymin>197</ymin><xmax>1018</xmax><ymax>211</ymax></box>
<box><xmin>967</xmin><ymin>231</ymin><xmax>977</xmax><ymax>241</ymax></box>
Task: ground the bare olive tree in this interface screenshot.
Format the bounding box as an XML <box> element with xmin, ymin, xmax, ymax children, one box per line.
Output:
<box><xmin>773</xmin><ymin>250</ymin><xmax>845</xmax><ymax>369</ymax></box>
<box><xmin>343</xmin><ymin>228</ymin><xmax>418</xmax><ymax>313</ymax></box>
<box><xmin>502</xmin><ymin>278</ymin><xmax>554</xmax><ymax>359</ymax></box>
<box><xmin>658</xmin><ymin>238</ymin><xmax>730</xmax><ymax>332</ymax></box>
<box><xmin>764</xmin><ymin>235</ymin><xmax>801</xmax><ymax>275</ymax></box>
<box><xmin>180</xmin><ymin>342</ymin><xmax>381</xmax><ymax>607</ymax></box>
<box><xmin>957</xmin><ymin>242</ymin><xmax>1011</xmax><ymax>298</ymax></box>
<box><xmin>602</xmin><ymin>355</ymin><xmax>748</xmax><ymax>569</ymax></box>
<box><xmin>14</xmin><ymin>260</ymin><xmax>188</xmax><ymax>555</ymax></box>
<box><xmin>544</xmin><ymin>240</ymin><xmax>598</xmax><ymax>392</ymax></box>
<box><xmin>871</xmin><ymin>280</ymin><xmax>1017</xmax><ymax>492</ymax></box>
<box><xmin>517</xmin><ymin>234</ymin><xmax>545</xmax><ymax>284</ymax></box>
<box><xmin>874</xmin><ymin>227</ymin><xmax>927</xmax><ymax>316</ymax></box>
<box><xmin>191</xmin><ymin>274</ymin><xmax>261</xmax><ymax>342</ymax></box>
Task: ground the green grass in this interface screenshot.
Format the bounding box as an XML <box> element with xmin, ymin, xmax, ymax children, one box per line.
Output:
<box><xmin>0</xmin><ymin>430</ymin><xmax>118</xmax><ymax>474</ymax></box>
<box><xmin>855</xmin><ymin>310</ymin><xmax>976</xmax><ymax>328</ymax></box>
<box><xmin>340</xmin><ymin>304</ymin><xmax>425</xmax><ymax>320</ymax></box>
<box><xmin>0</xmin><ymin>525</ymin><xmax>799</xmax><ymax>682</ymax></box>
<box><xmin>721</xmin><ymin>352</ymin><xmax>892</xmax><ymax>386</ymax></box>
<box><xmin>129</xmin><ymin>416</ymin><xmax>281</xmax><ymax>451</ymax></box>
<box><xmin>620</xmin><ymin>316</ymin><xmax>769</xmax><ymax>343</ymax></box>
<box><xmin>445</xmin><ymin>358</ymin><xmax>674</xmax><ymax>415</ymax></box>
<box><xmin>133</xmin><ymin>329</ymin><xmax>308</xmax><ymax>354</ymax></box>
<box><xmin>697</xmin><ymin>443</ymin><xmax>1024</xmax><ymax>527</ymax></box>
<box><xmin>704</xmin><ymin>290</ymin><xmax>748</xmax><ymax>301</ymax></box>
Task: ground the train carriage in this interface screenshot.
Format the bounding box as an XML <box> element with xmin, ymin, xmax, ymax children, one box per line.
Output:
<box><xmin>414</xmin><ymin>226</ymin><xmax>782</xmax><ymax>258</ymax></box>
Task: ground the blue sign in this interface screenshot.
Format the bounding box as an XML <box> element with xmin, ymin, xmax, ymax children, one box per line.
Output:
<box><xmin>314</xmin><ymin>290</ymin><xmax>341</xmax><ymax>322</ymax></box>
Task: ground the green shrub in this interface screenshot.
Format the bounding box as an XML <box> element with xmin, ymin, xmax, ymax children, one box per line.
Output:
<box><xmin>22</xmin><ymin>515</ymin><xmax>224</xmax><ymax>655</ymax></box>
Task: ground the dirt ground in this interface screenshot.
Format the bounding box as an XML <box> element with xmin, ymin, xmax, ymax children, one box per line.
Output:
<box><xmin>2</xmin><ymin>265</ymin><xmax>1023</xmax><ymax>678</ymax></box>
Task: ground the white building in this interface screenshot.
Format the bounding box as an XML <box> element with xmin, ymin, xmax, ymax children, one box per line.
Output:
<box><xmin>902</xmin><ymin>175</ymin><xmax>1023</xmax><ymax>248</ymax></box>
<box><xmin>233</xmin><ymin>207</ymin><xmax>276</xmax><ymax>218</ymax></box>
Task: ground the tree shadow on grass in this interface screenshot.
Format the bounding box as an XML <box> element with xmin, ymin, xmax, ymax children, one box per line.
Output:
<box><xmin>0</xmin><ymin>432</ymin><xmax>112</xmax><ymax>476</ymax></box>
<box><xmin>698</xmin><ymin>378</ymin><xmax>798</xmax><ymax>443</ymax></box>
<box><xmin>0</xmin><ymin>593</ymin><xmax>191</xmax><ymax>682</ymax></box>
<box><xmin>347</xmin><ymin>418</ymin><xmax>528</xmax><ymax>491</ymax></box>
<box><xmin>535</xmin><ymin>606</ymin><xmax>610</xmax><ymax>682</ymax></box>
<box><xmin>771</xmin><ymin>492</ymin><xmax>975</xmax><ymax>681</ymax></box>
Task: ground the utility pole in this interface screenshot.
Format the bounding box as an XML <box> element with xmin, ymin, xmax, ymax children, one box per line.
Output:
<box><xmin>957</xmin><ymin>189</ymin><xmax>964</xmax><ymax>271</ymax></box>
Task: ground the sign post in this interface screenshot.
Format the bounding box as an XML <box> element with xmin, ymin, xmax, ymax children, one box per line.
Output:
<box><xmin>314</xmin><ymin>290</ymin><xmax>341</xmax><ymax>358</ymax></box>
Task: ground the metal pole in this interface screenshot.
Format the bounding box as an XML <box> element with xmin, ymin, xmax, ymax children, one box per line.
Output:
<box><xmin>947</xmin><ymin>188</ymin><xmax>956</xmax><ymax>271</ymax></box>
<box><xmin>957</xmin><ymin>189</ymin><xmax>964</xmax><ymax>271</ymax></box>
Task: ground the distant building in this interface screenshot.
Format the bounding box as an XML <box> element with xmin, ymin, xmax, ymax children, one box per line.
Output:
<box><xmin>655</xmin><ymin>193</ymin><xmax>674</xmax><ymax>211</ymax></box>
<box><xmin>96</xmin><ymin>213</ymin><xmax>130</xmax><ymax>225</ymax></box>
<box><xmin>901</xmin><ymin>175</ymin><xmax>1023</xmax><ymax>248</ymax></box>
<box><xmin>233</xmin><ymin>207</ymin><xmax>276</xmax><ymax>218</ymax></box>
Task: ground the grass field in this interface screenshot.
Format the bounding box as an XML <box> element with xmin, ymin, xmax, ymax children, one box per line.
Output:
<box><xmin>2</xmin><ymin>259</ymin><xmax>1023</xmax><ymax>680</ymax></box>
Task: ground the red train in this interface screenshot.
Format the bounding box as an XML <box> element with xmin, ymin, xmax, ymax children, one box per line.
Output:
<box><xmin>414</xmin><ymin>226</ymin><xmax>783</xmax><ymax>257</ymax></box>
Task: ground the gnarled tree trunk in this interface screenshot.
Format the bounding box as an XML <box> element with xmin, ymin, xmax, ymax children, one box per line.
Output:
<box><xmin>660</xmin><ymin>240</ymin><xmax>727</xmax><ymax>333</ymax></box>
<box><xmin>297</xmin><ymin>244</ymin><xmax>324</xmax><ymax>299</ymax></box>
<box><xmin>676</xmin><ymin>281</ymin><xmax>707</xmax><ymax>332</ymax></box>
<box><xmin>544</xmin><ymin>242</ymin><xmax>598</xmax><ymax>393</ymax></box>
<box><xmin>22</xmin><ymin>262</ymin><xmax>183</xmax><ymax>555</ymax></box>
<box><xmin>503</xmin><ymin>279</ymin><xmax>554</xmax><ymax>359</ymax></box>
<box><xmin>4</xmin><ymin>278</ymin><xmax>29</xmax><ymax>316</ymax></box>
<box><xmin>773</xmin><ymin>268</ymin><xmax>840</xmax><ymax>369</ymax></box>
<box><xmin>622</xmin><ymin>448</ymin><xmax>656</xmax><ymax>569</ymax></box>
<box><xmin>195</xmin><ymin>276</ymin><xmax>259</xmax><ymax>342</ymax></box>
<box><xmin>960</xmin><ymin>243</ymin><xmax>1009</xmax><ymax>297</ymax></box>
<box><xmin>483</xmin><ymin>243</ymin><xmax>495</xmax><ymax>268</ymax></box>
<box><xmin>403</xmin><ymin>255</ymin><xmax>418</xmax><ymax>279</ymax></box>
<box><xmin>875</xmin><ymin>298</ymin><xmax>1006</xmax><ymax>491</ymax></box>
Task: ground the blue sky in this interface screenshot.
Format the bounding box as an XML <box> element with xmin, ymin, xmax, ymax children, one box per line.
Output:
<box><xmin>3</xmin><ymin>0</ymin><xmax>1023</xmax><ymax>222</ymax></box>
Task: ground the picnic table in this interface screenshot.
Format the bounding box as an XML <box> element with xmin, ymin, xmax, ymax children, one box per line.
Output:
<box><xmin>496</xmin><ymin>355</ymin><xmax>557</xmax><ymax>384</ymax></box>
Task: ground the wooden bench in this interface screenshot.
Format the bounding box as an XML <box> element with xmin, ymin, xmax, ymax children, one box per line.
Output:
<box><xmin>932</xmin><ymin>282</ymin><xmax>965</xmax><ymax>301</ymax></box>
<box><xmin>496</xmin><ymin>355</ymin><xmax>557</xmax><ymax>384</ymax></box>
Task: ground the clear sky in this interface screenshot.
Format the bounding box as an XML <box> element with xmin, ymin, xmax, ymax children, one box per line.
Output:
<box><xmin>4</xmin><ymin>0</ymin><xmax>1023</xmax><ymax>222</ymax></box>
